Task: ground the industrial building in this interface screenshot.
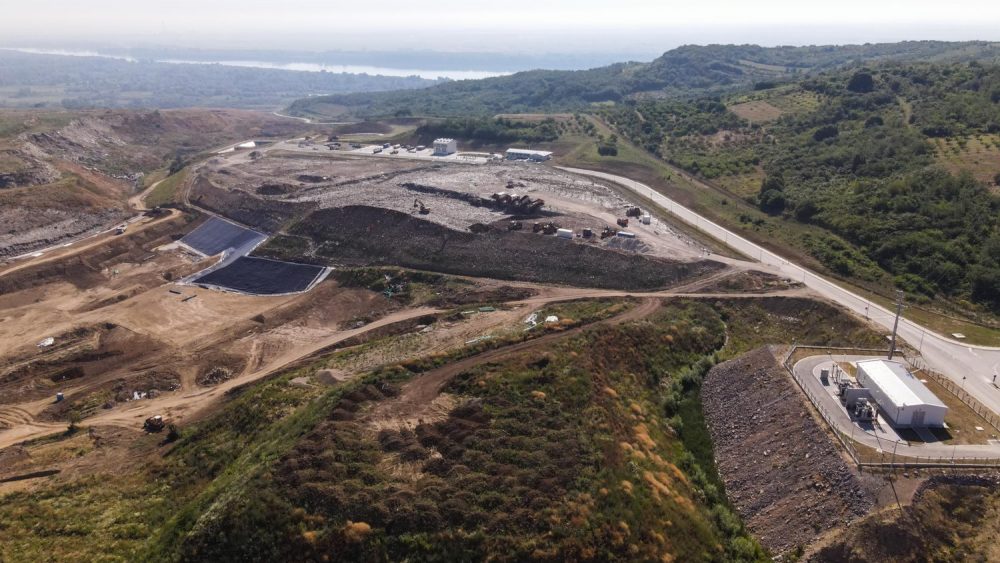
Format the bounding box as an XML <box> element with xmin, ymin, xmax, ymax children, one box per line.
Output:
<box><xmin>855</xmin><ymin>359</ymin><xmax>947</xmax><ymax>427</ymax></box>
<box><xmin>506</xmin><ymin>148</ymin><xmax>553</xmax><ymax>162</ymax></box>
<box><xmin>433</xmin><ymin>138</ymin><xmax>457</xmax><ymax>155</ymax></box>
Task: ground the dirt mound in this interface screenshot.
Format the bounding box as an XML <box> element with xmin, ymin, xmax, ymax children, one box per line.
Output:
<box><xmin>191</xmin><ymin>176</ymin><xmax>315</xmax><ymax>233</ymax></box>
<box><xmin>0</xmin><ymin>145</ymin><xmax>60</xmax><ymax>189</ymax></box>
<box><xmin>276</xmin><ymin>205</ymin><xmax>723</xmax><ymax>291</ymax></box>
<box><xmin>701</xmin><ymin>347</ymin><xmax>876</xmax><ymax>554</ymax></box>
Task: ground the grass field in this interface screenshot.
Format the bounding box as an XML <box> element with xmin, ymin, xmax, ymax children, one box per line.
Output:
<box><xmin>728</xmin><ymin>100</ymin><xmax>783</xmax><ymax>123</ymax></box>
<box><xmin>145</xmin><ymin>168</ymin><xmax>188</xmax><ymax>208</ymax></box>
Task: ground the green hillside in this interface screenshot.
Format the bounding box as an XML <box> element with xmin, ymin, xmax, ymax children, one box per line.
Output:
<box><xmin>288</xmin><ymin>41</ymin><xmax>1000</xmax><ymax>119</ymax></box>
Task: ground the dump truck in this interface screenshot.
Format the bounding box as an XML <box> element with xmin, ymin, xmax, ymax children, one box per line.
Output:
<box><xmin>626</xmin><ymin>206</ymin><xmax>642</xmax><ymax>218</ymax></box>
<box><xmin>616</xmin><ymin>217</ymin><xmax>629</xmax><ymax>228</ymax></box>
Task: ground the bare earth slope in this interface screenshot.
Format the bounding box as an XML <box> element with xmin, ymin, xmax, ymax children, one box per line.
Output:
<box><xmin>701</xmin><ymin>347</ymin><xmax>876</xmax><ymax>554</ymax></box>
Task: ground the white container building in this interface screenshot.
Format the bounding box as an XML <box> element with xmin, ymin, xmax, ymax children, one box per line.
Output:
<box><xmin>855</xmin><ymin>359</ymin><xmax>947</xmax><ymax>427</ymax></box>
<box><xmin>556</xmin><ymin>228</ymin><xmax>573</xmax><ymax>239</ymax></box>
<box><xmin>505</xmin><ymin>148</ymin><xmax>553</xmax><ymax>162</ymax></box>
<box><xmin>433</xmin><ymin>138</ymin><xmax>457</xmax><ymax>155</ymax></box>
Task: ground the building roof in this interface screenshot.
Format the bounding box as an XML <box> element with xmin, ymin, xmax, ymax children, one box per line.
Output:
<box><xmin>506</xmin><ymin>148</ymin><xmax>553</xmax><ymax>156</ymax></box>
<box><xmin>433</xmin><ymin>138</ymin><xmax>455</xmax><ymax>144</ymax></box>
<box><xmin>856</xmin><ymin>359</ymin><xmax>947</xmax><ymax>410</ymax></box>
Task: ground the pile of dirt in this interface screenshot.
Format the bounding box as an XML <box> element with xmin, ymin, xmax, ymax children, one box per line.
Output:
<box><xmin>701</xmin><ymin>347</ymin><xmax>876</xmax><ymax>554</ymax></box>
<box><xmin>191</xmin><ymin>176</ymin><xmax>315</xmax><ymax>233</ymax></box>
<box><xmin>277</xmin><ymin>205</ymin><xmax>724</xmax><ymax>291</ymax></box>
<box><xmin>0</xmin><ymin>145</ymin><xmax>60</xmax><ymax>188</ymax></box>
<box><xmin>695</xmin><ymin>270</ymin><xmax>802</xmax><ymax>294</ymax></box>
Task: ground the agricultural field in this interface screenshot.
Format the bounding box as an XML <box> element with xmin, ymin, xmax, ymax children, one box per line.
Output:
<box><xmin>930</xmin><ymin>134</ymin><xmax>1000</xmax><ymax>185</ymax></box>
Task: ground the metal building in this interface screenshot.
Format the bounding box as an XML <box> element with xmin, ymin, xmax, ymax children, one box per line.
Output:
<box><xmin>505</xmin><ymin>148</ymin><xmax>553</xmax><ymax>161</ymax></box>
<box><xmin>433</xmin><ymin>138</ymin><xmax>457</xmax><ymax>155</ymax></box>
<box><xmin>855</xmin><ymin>359</ymin><xmax>947</xmax><ymax>427</ymax></box>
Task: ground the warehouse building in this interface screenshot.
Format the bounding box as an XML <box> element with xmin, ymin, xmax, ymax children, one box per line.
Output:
<box><xmin>855</xmin><ymin>359</ymin><xmax>947</xmax><ymax>427</ymax></box>
<box><xmin>506</xmin><ymin>148</ymin><xmax>553</xmax><ymax>162</ymax></box>
<box><xmin>433</xmin><ymin>138</ymin><xmax>457</xmax><ymax>155</ymax></box>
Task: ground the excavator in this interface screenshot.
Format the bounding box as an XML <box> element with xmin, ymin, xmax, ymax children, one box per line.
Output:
<box><xmin>413</xmin><ymin>198</ymin><xmax>430</xmax><ymax>214</ymax></box>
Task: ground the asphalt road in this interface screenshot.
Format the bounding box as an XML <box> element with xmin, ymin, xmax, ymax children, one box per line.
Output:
<box><xmin>560</xmin><ymin>166</ymin><xmax>1000</xmax><ymax>416</ymax></box>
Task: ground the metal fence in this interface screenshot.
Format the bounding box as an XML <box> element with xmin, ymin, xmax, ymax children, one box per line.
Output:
<box><xmin>907</xmin><ymin>356</ymin><xmax>1000</xmax><ymax>435</ymax></box>
<box><xmin>783</xmin><ymin>345</ymin><xmax>1000</xmax><ymax>470</ymax></box>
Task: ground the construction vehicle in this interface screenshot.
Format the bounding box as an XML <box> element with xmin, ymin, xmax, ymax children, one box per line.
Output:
<box><xmin>582</xmin><ymin>228</ymin><xmax>593</xmax><ymax>238</ymax></box>
<box><xmin>616</xmin><ymin>217</ymin><xmax>629</xmax><ymax>228</ymax></box>
<box><xmin>508</xmin><ymin>221</ymin><xmax>523</xmax><ymax>231</ymax></box>
<box><xmin>143</xmin><ymin>415</ymin><xmax>166</xmax><ymax>432</ymax></box>
<box><xmin>413</xmin><ymin>199</ymin><xmax>430</xmax><ymax>214</ymax></box>
<box><xmin>626</xmin><ymin>206</ymin><xmax>642</xmax><ymax>218</ymax></box>
<box><xmin>532</xmin><ymin>222</ymin><xmax>543</xmax><ymax>233</ymax></box>
<box><xmin>541</xmin><ymin>222</ymin><xmax>560</xmax><ymax>235</ymax></box>
<box><xmin>115</xmin><ymin>224</ymin><xmax>127</xmax><ymax>235</ymax></box>
<box><xmin>600</xmin><ymin>226</ymin><xmax>617</xmax><ymax>239</ymax></box>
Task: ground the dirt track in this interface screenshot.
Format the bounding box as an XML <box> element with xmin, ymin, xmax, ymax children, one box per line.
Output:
<box><xmin>367</xmin><ymin>298</ymin><xmax>662</xmax><ymax>429</ymax></box>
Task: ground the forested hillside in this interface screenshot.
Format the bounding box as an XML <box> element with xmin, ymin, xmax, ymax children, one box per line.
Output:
<box><xmin>288</xmin><ymin>41</ymin><xmax>1000</xmax><ymax>119</ymax></box>
<box><xmin>606</xmin><ymin>62</ymin><xmax>1000</xmax><ymax>313</ymax></box>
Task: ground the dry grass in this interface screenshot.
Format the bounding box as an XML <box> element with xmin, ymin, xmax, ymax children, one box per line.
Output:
<box><xmin>728</xmin><ymin>100</ymin><xmax>784</xmax><ymax>123</ymax></box>
<box><xmin>930</xmin><ymin>134</ymin><xmax>1000</xmax><ymax>185</ymax></box>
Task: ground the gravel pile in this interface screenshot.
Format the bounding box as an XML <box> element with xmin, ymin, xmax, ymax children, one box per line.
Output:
<box><xmin>702</xmin><ymin>347</ymin><xmax>876</xmax><ymax>554</ymax></box>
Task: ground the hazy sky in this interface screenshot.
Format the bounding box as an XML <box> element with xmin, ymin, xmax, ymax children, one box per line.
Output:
<box><xmin>3</xmin><ymin>0</ymin><xmax>999</xmax><ymax>54</ymax></box>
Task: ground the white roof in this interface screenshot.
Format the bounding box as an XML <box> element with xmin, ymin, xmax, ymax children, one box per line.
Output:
<box><xmin>433</xmin><ymin>138</ymin><xmax>455</xmax><ymax>144</ymax></box>
<box><xmin>856</xmin><ymin>359</ymin><xmax>946</xmax><ymax>409</ymax></box>
<box><xmin>506</xmin><ymin>148</ymin><xmax>553</xmax><ymax>156</ymax></box>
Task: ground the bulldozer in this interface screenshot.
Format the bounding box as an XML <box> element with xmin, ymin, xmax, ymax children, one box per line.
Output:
<box><xmin>413</xmin><ymin>198</ymin><xmax>430</xmax><ymax>215</ymax></box>
<box><xmin>600</xmin><ymin>226</ymin><xmax>617</xmax><ymax>239</ymax></box>
<box><xmin>143</xmin><ymin>415</ymin><xmax>166</xmax><ymax>433</ymax></box>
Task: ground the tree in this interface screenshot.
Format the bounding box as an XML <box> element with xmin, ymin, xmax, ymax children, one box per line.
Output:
<box><xmin>847</xmin><ymin>71</ymin><xmax>875</xmax><ymax>93</ymax></box>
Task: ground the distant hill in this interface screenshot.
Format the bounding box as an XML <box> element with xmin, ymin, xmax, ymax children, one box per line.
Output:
<box><xmin>288</xmin><ymin>41</ymin><xmax>1000</xmax><ymax>119</ymax></box>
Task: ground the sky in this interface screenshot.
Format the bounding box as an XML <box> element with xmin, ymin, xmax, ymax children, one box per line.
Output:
<box><xmin>2</xmin><ymin>0</ymin><xmax>999</xmax><ymax>55</ymax></box>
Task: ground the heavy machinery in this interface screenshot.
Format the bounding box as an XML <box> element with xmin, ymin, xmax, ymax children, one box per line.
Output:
<box><xmin>626</xmin><ymin>206</ymin><xmax>642</xmax><ymax>218</ymax></box>
<box><xmin>413</xmin><ymin>198</ymin><xmax>430</xmax><ymax>214</ymax></box>
<box><xmin>600</xmin><ymin>226</ymin><xmax>617</xmax><ymax>239</ymax></box>
<box><xmin>616</xmin><ymin>217</ymin><xmax>629</xmax><ymax>228</ymax></box>
<box><xmin>143</xmin><ymin>415</ymin><xmax>166</xmax><ymax>432</ymax></box>
<box><xmin>508</xmin><ymin>221</ymin><xmax>523</xmax><ymax>231</ymax></box>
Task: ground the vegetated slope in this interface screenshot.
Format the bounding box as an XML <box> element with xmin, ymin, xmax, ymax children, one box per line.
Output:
<box><xmin>812</xmin><ymin>475</ymin><xmax>1000</xmax><ymax>562</ymax></box>
<box><xmin>606</xmin><ymin>61</ymin><xmax>1000</xmax><ymax>316</ymax></box>
<box><xmin>288</xmin><ymin>41</ymin><xmax>1000</xmax><ymax>119</ymax></box>
<box><xmin>147</xmin><ymin>301</ymin><xmax>766</xmax><ymax>561</ymax></box>
<box><xmin>0</xmin><ymin>50</ymin><xmax>438</xmax><ymax>110</ymax></box>
<box><xmin>263</xmin><ymin>205</ymin><xmax>725</xmax><ymax>290</ymax></box>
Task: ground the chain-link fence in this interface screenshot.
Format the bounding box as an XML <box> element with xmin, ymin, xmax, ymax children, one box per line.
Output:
<box><xmin>783</xmin><ymin>345</ymin><xmax>1000</xmax><ymax>470</ymax></box>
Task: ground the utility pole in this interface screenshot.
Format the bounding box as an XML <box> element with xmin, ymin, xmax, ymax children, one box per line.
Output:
<box><xmin>888</xmin><ymin>290</ymin><xmax>904</xmax><ymax>360</ymax></box>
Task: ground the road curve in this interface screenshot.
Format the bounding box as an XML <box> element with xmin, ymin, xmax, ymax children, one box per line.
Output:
<box><xmin>560</xmin><ymin>166</ymin><xmax>1000</xmax><ymax>416</ymax></box>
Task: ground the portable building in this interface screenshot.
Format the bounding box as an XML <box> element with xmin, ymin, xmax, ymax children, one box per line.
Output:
<box><xmin>855</xmin><ymin>359</ymin><xmax>947</xmax><ymax>427</ymax></box>
<box><xmin>433</xmin><ymin>138</ymin><xmax>457</xmax><ymax>155</ymax></box>
<box><xmin>505</xmin><ymin>148</ymin><xmax>553</xmax><ymax>161</ymax></box>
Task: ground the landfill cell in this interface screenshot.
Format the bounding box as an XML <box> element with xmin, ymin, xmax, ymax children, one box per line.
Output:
<box><xmin>194</xmin><ymin>256</ymin><xmax>325</xmax><ymax>294</ymax></box>
<box><xmin>180</xmin><ymin>216</ymin><xmax>266</xmax><ymax>256</ymax></box>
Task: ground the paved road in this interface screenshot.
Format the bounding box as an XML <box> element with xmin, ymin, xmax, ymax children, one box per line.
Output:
<box><xmin>794</xmin><ymin>356</ymin><xmax>1000</xmax><ymax>461</ymax></box>
<box><xmin>560</xmin><ymin>166</ymin><xmax>1000</xmax><ymax>417</ymax></box>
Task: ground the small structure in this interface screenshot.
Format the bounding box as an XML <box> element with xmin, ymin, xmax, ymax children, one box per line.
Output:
<box><xmin>37</xmin><ymin>337</ymin><xmax>54</xmax><ymax>348</ymax></box>
<box><xmin>855</xmin><ymin>359</ymin><xmax>948</xmax><ymax>427</ymax></box>
<box><xmin>556</xmin><ymin>228</ymin><xmax>574</xmax><ymax>239</ymax></box>
<box><xmin>616</xmin><ymin>231</ymin><xmax>637</xmax><ymax>239</ymax></box>
<box><xmin>237</xmin><ymin>141</ymin><xmax>257</xmax><ymax>149</ymax></box>
<box><xmin>505</xmin><ymin>148</ymin><xmax>553</xmax><ymax>162</ymax></box>
<box><xmin>433</xmin><ymin>138</ymin><xmax>457</xmax><ymax>156</ymax></box>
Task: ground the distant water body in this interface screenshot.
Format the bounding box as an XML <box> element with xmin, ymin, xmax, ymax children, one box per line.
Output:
<box><xmin>5</xmin><ymin>48</ymin><xmax>510</xmax><ymax>81</ymax></box>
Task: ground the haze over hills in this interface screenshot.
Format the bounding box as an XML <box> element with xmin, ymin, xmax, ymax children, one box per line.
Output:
<box><xmin>289</xmin><ymin>41</ymin><xmax>1000</xmax><ymax>118</ymax></box>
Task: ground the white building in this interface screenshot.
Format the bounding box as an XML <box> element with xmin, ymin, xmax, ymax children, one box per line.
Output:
<box><xmin>855</xmin><ymin>359</ymin><xmax>947</xmax><ymax>427</ymax></box>
<box><xmin>505</xmin><ymin>148</ymin><xmax>553</xmax><ymax>162</ymax></box>
<box><xmin>433</xmin><ymin>138</ymin><xmax>457</xmax><ymax>155</ymax></box>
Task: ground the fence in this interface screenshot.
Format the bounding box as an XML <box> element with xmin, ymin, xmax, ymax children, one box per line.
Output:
<box><xmin>783</xmin><ymin>345</ymin><xmax>1000</xmax><ymax>470</ymax></box>
<box><xmin>908</xmin><ymin>355</ymin><xmax>1000</xmax><ymax>435</ymax></box>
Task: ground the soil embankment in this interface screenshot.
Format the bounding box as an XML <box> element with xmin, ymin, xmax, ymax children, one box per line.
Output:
<box><xmin>701</xmin><ymin>347</ymin><xmax>876</xmax><ymax>554</ymax></box>
<box><xmin>269</xmin><ymin>205</ymin><xmax>725</xmax><ymax>290</ymax></box>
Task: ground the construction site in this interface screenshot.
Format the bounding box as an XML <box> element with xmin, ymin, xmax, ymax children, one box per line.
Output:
<box><xmin>5</xmin><ymin>114</ymin><xmax>1000</xmax><ymax>561</ymax></box>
